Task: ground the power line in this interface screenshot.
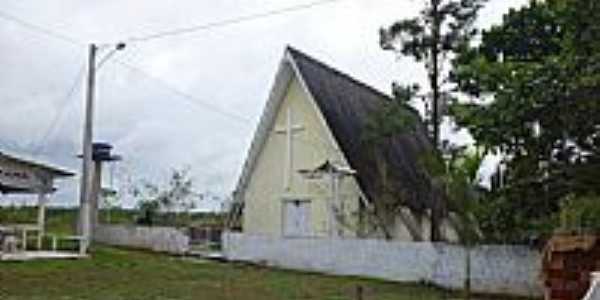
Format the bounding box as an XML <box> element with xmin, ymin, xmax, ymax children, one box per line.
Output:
<box><xmin>112</xmin><ymin>58</ymin><xmax>253</xmax><ymax>124</ymax></box>
<box><xmin>0</xmin><ymin>9</ymin><xmax>83</xmax><ymax>46</ymax></box>
<box><xmin>112</xmin><ymin>57</ymin><xmax>343</xmax><ymax>158</ymax></box>
<box><xmin>0</xmin><ymin>5</ymin><xmax>346</xmax><ymax>157</ymax></box>
<box><xmin>32</xmin><ymin>63</ymin><xmax>87</xmax><ymax>156</ymax></box>
<box><xmin>125</xmin><ymin>0</ymin><xmax>346</xmax><ymax>43</ymax></box>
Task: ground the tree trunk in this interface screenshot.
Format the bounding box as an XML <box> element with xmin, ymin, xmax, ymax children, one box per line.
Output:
<box><xmin>429</xmin><ymin>0</ymin><xmax>443</xmax><ymax>243</ymax></box>
<box><xmin>464</xmin><ymin>246</ymin><xmax>472</xmax><ymax>300</ymax></box>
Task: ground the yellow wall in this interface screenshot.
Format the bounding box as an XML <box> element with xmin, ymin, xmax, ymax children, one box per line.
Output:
<box><xmin>240</xmin><ymin>70</ymin><xmax>450</xmax><ymax>241</ymax></box>
<box><xmin>243</xmin><ymin>74</ymin><xmax>362</xmax><ymax>238</ymax></box>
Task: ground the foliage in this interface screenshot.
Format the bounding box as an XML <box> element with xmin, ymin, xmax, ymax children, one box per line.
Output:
<box><xmin>557</xmin><ymin>194</ymin><xmax>600</xmax><ymax>233</ymax></box>
<box><xmin>364</xmin><ymin>87</ymin><xmax>420</xmax><ymax>143</ymax></box>
<box><xmin>132</xmin><ymin>167</ymin><xmax>199</xmax><ymax>226</ymax></box>
<box><xmin>450</xmin><ymin>0</ymin><xmax>600</xmax><ymax>243</ymax></box>
<box><xmin>380</xmin><ymin>0</ymin><xmax>486</xmax><ymax>61</ymax></box>
<box><xmin>420</xmin><ymin>145</ymin><xmax>485</xmax><ymax>245</ymax></box>
<box><xmin>380</xmin><ymin>0</ymin><xmax>487</xmax><ymax>144</ymax></box>
<box><xmin>445</xmin><ymin>149</ymin><xmax>484</xmax><ymax>246</ymax></box>
<box><xmin>362</xmin><ymin>91</ymin><xmax>425</xmax><ymax>240</ymax></box>
<box><xmin>380</xmin><ymin>0</ymin><xmax>487</xmax><ymax>241</ymax></box>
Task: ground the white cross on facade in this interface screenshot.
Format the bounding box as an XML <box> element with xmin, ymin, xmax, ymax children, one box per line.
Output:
<box><xmin>275</xmin><ymin>107</ymin><xmax>304</xmax><ymax>190</ymax></box>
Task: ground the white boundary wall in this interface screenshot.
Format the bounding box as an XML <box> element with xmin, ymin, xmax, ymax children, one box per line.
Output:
<box><xmin>223</xmin><ymin>233</ymin><xmax>542</xmax><ymax>297</ymax></box>
<box><xmin>95</xmin><ymin>225</ymin><xmax>189</xmax><ymax>255</ymax></box>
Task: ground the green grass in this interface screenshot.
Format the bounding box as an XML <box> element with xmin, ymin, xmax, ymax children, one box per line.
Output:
<box><xmin>0</xmin><ymin>246</ymin><xmax>476</xmax><ymax>300</ymax></box>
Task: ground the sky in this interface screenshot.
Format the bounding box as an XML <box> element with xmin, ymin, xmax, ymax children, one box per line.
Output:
<box><xmin>0</xmin><ymin>0</ymin><xmax>530</xmax><ymax>210</ymax></box>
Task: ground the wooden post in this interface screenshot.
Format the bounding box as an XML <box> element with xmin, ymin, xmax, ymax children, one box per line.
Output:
<box><xmin>355</xmin><ymin>285</ymin><xmax>364</xmax><ymax>300</ymax></box>
<box><xmin>51</xmin><ymin>236</ymin><xmax>57</xmax><ymax>251</ymax></box>
<box><xmin>21</xmin><ymin>228</ymin><xmax>27</xmax><ymax>251</ymax></box>
<box><xmin>37</xmin><ymin>192</ymin><xmax>47</xmax><ymax>250</ymax></box>
<box><xmin>332</xmin><ymin>172</ymin><xmax>340</xmax><ymax>238</ymax></box>
<box><xmin>89</xmin><ymin>161</ymin><xmax>102</xmax><ymax>238</ymax></box>
<box><xmin>328</xmin><ymin>168</ymin><xmax>336</xmax><ymax>238</ymax></box>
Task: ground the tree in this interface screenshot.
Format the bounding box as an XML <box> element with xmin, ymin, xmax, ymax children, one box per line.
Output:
<box><xmin>420</xmin><ymin>143</ymin><xmax>486</xmax><ymax>299</ymax></box>
<box><xmin>443</xmin><ymin>148</ymin><xmax>484</xmax><ymax>299</ymax></box>
<box><xmin>380</xmin><ymin>0</ymin><xmax>487</xmax><ymax>241</ymax></box>
<box><xmin>450</xmin><ymin>0</ymin><xmax>600</xmax><ymax>242</ymax></box>
<box><xmin>380</xmin><ymin>0</ymin><xmax>487</xmax><ymax>147</ymax></box>
<box><xmin>132</xmin><ymin>167</ymin><xmax>199</xmax><ymax>226</ymax></box>
<box><xmin>363</xmin><ymin>85</ymin><xmax>424</xmax><ymax>240</ymax></box>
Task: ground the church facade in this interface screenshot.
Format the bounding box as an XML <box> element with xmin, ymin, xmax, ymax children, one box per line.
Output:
<box><xmin>232</xmin><ymin>47</ymin><xmax>456</xmax><ymax>241</ymax></box>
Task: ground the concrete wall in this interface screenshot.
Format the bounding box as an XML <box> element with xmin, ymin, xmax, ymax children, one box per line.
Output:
<box><xmin>223</xmin><ymin>233</ymin><xmax>542</xmax><ymax>297</ymax></box>
<box><xmin>95</xmin><ymin>225</ymin><xmax>189</xmax><ymax>255</ymax></box>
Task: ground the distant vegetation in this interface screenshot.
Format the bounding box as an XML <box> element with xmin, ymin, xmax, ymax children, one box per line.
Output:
<box><xmin>0</xmin><ymin>206</ymin><xmax>225</xmax><ymax>235</ymax></box>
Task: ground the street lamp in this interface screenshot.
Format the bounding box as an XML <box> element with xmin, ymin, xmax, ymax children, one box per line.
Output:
<box><xmin>96</xmin><ymin>42</ymin><xmax>127</xmax><ymax>70</ymax></box>
<box><xmin>78</xmin><ymin>42</ymin><xmax>126</xmax><ymax>254</ymax></box>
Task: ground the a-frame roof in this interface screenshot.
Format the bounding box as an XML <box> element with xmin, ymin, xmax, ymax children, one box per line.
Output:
<box><xmin>235</xmin><ymin>46</ymin><xmax>435</xmax><ymax>212</ymax></box>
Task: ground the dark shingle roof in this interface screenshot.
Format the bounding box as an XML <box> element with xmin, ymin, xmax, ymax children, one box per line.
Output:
<box><xmin>288</xmin><ymin>47</ymin><xmax>435</xmax><ymax>212</ymax></box>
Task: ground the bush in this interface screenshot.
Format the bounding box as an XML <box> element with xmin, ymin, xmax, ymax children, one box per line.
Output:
<box><xmin>557</xmin><ymin>194</ymin><xmax>600</xmax><ymax>234</ymax></box>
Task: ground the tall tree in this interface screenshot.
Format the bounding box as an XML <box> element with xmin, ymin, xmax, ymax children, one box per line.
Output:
<box><xmin>380</xmin><ymin>0</ymin><xmax>487</xmax><ymax>241</ymax></box>
<box><xmin>451</xmin><ymin>0</ymin><xmax>600</xmax><ymax>242</ymax></box>
<box><xmin>133</xmin><ymin>167</ymin><xmax>199</xmax><ymax>226</ymax></box>
<box><xmin>380</xmin><ymin>0</ymin><xmax>487</xmax><ymax>147</ymax></box>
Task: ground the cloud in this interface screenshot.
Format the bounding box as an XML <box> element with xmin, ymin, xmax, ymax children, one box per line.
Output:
<box><xmin>0</xmin><ymin>0</ymin><xmax>529</xmax><ymax>209</ymax></box>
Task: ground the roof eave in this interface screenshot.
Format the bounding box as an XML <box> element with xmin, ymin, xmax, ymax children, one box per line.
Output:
<box><xmin>233</xmin><ymin>54</ymin><xmax>296</xmax><ymax>203</ymax></box>
<box><xmin>0</xmin><ymin>152</ymin><xmax>75</xmax><ymax>178</ymax></box>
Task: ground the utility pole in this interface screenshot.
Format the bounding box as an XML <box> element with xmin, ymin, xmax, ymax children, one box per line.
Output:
<box><xmin>78</xmin><ymin>43</ymin><xmax>97</xmax><ymax>254</ymax></box>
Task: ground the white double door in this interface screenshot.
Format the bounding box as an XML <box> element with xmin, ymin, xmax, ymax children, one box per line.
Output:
<box><xmin>283</xmin><ymin>200</ymin><xmax>311</xmax><ymax>237</ymax></box>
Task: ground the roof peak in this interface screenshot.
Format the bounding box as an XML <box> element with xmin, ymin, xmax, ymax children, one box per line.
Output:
<box><xmin>285</xmin><ymin>46</ymin><xmax>394</xmax><ymax>103</ymax></box>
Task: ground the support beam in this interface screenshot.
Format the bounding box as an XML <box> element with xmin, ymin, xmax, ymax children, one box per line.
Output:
<box><xmin>37</xmin><ymin>192</ymin><xmax>48</xmax><ymax>250</ymax></box>
<box><xmin>89</xmin><ymin>161</ymin><xmax>102</xmax><ymax>237</ymax></box>
<box><xmin>21</xmin><ymin>229</ymin><xmax>27</xmax><ymax>251</ymax></box>
<box><xmin>331</xmin><ymin>172</ymin><xmax>340</xmax><ymax>238</ymax></box>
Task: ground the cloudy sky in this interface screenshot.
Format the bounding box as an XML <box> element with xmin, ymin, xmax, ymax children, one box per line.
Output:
<box><xmin>0</xmin><ymin>0</ymin><xmax>529</xmax><ymax>209</ymax></box>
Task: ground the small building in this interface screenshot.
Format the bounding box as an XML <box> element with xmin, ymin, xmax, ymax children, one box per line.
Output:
<box><xmin>0</xmin><ymin>150</ymin><xmax>78</xmax><ymax>259</ymax></box>
<box><xmin>231</xmin><ymin>47</ymin><xmax>456</xmax><ymax>241</ymax></box>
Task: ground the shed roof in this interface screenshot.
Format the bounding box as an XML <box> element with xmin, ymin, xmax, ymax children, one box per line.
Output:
<box><xmin>0</xmin><ymin>151</ymin><xmax>75</xmax><ymax>177</ymax></box>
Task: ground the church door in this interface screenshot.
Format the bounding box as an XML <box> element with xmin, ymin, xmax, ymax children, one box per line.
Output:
<box><xmin>283</xmin><ymin>200</ymin><xmax>311</xmax><ymax>237</ymax></box>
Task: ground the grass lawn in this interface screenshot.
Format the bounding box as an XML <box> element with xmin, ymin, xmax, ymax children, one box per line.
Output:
<box><xmin>0</xmin><ymin>246</ymin><xmax>500</xmax><ymax>300</ymax></box>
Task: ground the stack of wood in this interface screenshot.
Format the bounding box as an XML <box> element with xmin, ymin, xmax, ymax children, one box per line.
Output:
<box><xmin>542</xmin><ymin>234</ymin><xmax>600</xmax><ymax>300</ymax></box>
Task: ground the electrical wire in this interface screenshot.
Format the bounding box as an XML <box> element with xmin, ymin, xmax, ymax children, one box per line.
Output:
<box><xmin>32</xmin><ymin>63</ymin><xmax>87</xmax><ymax>156</ymax></box>
<box><xmin>125</xmin><ymin>0</ymin><xmax>346</xmax><ymax>43</ymax></box>
<box><xmin>112</xmin><ymin>58</ymin><xmax>254</xmax><ymax>124</ymax></box>
<box><xmin>0</xmin><ymin>9</ymin><xmax>83</xmax><ymax>46</ymax></box>
<box><xmin>0</xmin><ymin>2</ymin><xmax>356</xmax><ymax>167</ymax></box>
